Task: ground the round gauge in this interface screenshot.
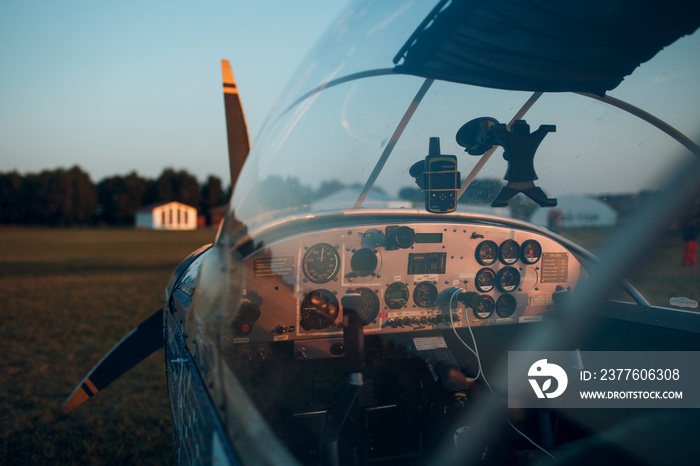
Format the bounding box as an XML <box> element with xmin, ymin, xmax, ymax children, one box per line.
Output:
<box><xmin>475</xmin><ymin>240</ymin><xmax>498</xmax><ymax>266</ymax></box>
<box><xmin>520</xmin><ymin>240</ymin><xmax>542</xmax><ymax>264</ymax></box>
<box><xmin>350</xmin><ymin>248</ymin><xmax>378</xmax><ymax>277</ymax></box>
<box><xmin>302</xmin><ymin>243</ymin><xmax>340</xmax><ymax>283</ymax></box>
<box><xmin>393</xmin><ymin>226</ymin><xmax>415</xmax><ymax>249</ymax></box>
<box><xmin>413</xmin><ymin>281</ymin><xmax>438</xmax><ymax>308</ymax></box>
<box><xmin>300</xmin><ymin>289</ymin><xmax>339</xmax><ymax>330</ymax></box>
<box><xmin>499</xmin><ymin>239</ymin><xmax>520</xmax><ymax>265</ymax></box>
<box><xmin>497</xmin><ymin>266</ymin><xmax>521</xmax><ymax>292</ymax></box>
<box><xmin>355</xmin><ymin>288</ymin><xmax>380</xmax><ymax>326</ymax></box>
<box><xmin>496</xmin><ymin>294</ymin><xmax>517</xmax><ymax>318</ymax></box>
<box><xmin>473</xmin><ymin>295</ymin><xmax>495</xmax><ymax>319</ymax></box>
<box><xmin>475</xmin><ymin>268</ymin><xmax>496</xmax><ymax>292</ymax></box>
<box><xmin>384</xmin><ymin>282</ymin><xmax>409</xmax><ymax>309</ymax></box>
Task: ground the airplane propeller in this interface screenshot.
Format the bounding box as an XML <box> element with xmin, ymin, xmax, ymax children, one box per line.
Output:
<box><xmin>63</xmin><ymin>60</ymin><xmax>249</xmax><ymax>413</ymax></box>
<box><xmin>62</xmin><ymin>309</ymin><xmax>164</xmax><ymax>412</ymax></box>
<box><xmin>221</xmin><ymin>59</ymin><xmax>251</xmax><ymax>190</ymax></box>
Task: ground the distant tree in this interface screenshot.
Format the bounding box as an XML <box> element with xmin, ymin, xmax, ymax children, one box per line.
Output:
<box><xmin>62</xmin><ymin>166</ymin><xmax>97</xmax><ymax>224</ymax></box>
<box><xmin>12</xmin><ymin>167</ymin><xmax>96</xmax><ymax>225</ymax></box>
<box><xmin>97</xmin><ymin>172</ymin><xmax>152</xmax><ymax>225</ymax></box>
<box><xmin>201</xmin><ymin>175</ymin><xmax>226</xmax><ymax>207</ymax></box>
<box><xmin>309</xmin><ymin>180</ymin><xmax>385</xmax><ymax>202</ymax></box>
<box><xmin>157</xmin><ymin>168</ymin><xmax>201</xmax><ymax>208</ymax></box>
<box><xmin>97</xmin><ymin>175</ymin><xmax>122</xmax><ymax>224</ymax></box>
<box><xmin>200</xmin><ymin>175</ymin><xmax>227</xmax><ymax>225</ymax></box>
<box><xmin>314</xmin><ymin>180</ymin><xmax>346</xmax><ymax>200</ymax></box>
<box><xmin>249</xmin><ymin>175</ymin><xmax>313</xmax><ymax>211</ymax></box>
<box><xmin>0</xmin><ymin>171</ymin><xmax>22</xmax><ymax>224</ymax></box>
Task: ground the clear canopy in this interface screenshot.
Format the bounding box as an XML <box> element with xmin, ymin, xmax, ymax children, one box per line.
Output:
<box><xmin>203</xmin><ymin>1</ymin><xmax>700</xmax><ymax>464</ymax></box>
<box><xmin>223</xmin><ymin>0</ymin><xmax>699</xmax><ymax>308</ymax></box>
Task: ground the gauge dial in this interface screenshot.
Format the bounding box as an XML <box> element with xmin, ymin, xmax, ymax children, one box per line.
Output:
<box><xmin>475</xmin><ymin>240</ymin><xmax>499</xmax><ymax>266</ymax></box>
<box><xmin>520</xmin><ymin>240</ymin><xmax>542</xmax><ymax>264</ymax></box>
<box><xmin>499</xmin><ymin>239</ymin><xmax>520</xmax><ymax>265</ymax></box>
<box><xmin>385</xmin><ymin>282</ymin><xmax>409</xmax><ymax>309</ymax></box>
<box><xmin>496</xmin><ymin>294</ymin><xmax>517</xmax><ymax>318</ymax></box>
<box><xmin>392</xmin><ymin>226</ymin><xmax>416</xmax><ymax>249</ymax></box>
<box><xmin>355</xmin><ymin>288</ymin><xmax>380</xmax><ymax>326</ymax></box>
<box><xmin>300</xmin><ymin>289</ymin><xmax>339</xmax><ymax>330</ymax></box>
<box><xmin>350</xmin><ymin>248</ymin><xmax>378</xmax><ymax>277</ymax></box>
<box><xmin>413</xmin><ymin>281</ymin><xmax>438</xmax><ymax>308</ymax></box>
<box><xmin>475</xmin><ymin>268</ymin><xmax>496</xmax><ymax>292</ymax></box>
<box><xmin>302</xmin><ymin>243</ymin><xmax>340</xmax><ymax>283</ymax></box>
<box><xmin>473</xmin><ymin>295</ymin><xmax>495</xmax><ymax>319</ymax></box>
<box><xmin>497</xmin><ymin>266</ymin><xmax>521</xmax><ymax>292</ymax></box>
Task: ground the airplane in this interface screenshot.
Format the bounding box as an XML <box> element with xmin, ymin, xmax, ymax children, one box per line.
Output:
<box><xmin>64</xmin><ymin>0</ymin><xmax>700</xmax><ymax>464</ymax></box>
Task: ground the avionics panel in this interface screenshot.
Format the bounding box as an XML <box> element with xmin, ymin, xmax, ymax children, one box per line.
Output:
<box><xmin>230</xmin><ymin>221</ymin><xmax>582</xmax><ymax>348</ymax></box>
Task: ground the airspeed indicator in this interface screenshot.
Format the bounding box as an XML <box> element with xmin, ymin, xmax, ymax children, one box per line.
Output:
<box><xmin>302</xmin><ymin>243</ymin><xmax>340</xmax><ymax>283</ymax></box>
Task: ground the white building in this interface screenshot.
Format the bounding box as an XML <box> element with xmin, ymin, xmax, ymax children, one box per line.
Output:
<box><xmin>530</xmin><ymin>195</ymin><xmax>618</xmax><ymax>229</ymax></box>
<box><xmin>135</xmin><ymin>201</ymin><xmax>198</xmax><ymax>230</ymax></box>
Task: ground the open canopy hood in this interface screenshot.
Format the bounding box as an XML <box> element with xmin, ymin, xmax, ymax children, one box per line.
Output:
<box><xmin>393</xmin><ymin>0</ymin><xmax>700</xmax><ymax>95</ymax></box>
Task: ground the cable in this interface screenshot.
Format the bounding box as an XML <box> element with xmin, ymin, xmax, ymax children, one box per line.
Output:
<box><xmin>448</xmin><ymin>288</ymin><xmax>482</xmax><ymax>381</ymax></box>
<box><xmin>447</xmin><ymin>287</ymin><xmax>557</xmax><ymax>461</ymax></box>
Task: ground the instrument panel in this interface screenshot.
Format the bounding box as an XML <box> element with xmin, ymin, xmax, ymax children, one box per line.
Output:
<box><xmin>230</xmin><ymin>221</ymin><xmax>582</xmax><ymax>352</ymax></box>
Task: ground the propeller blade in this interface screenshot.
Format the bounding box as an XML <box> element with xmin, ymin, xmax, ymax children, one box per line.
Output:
<box><xmin>221</xmin><ymin>59</ymin><xmax>251</xmax><ymax>190</ymax></box>
<box><xmin>62</xmin><ymin>309</ymin><xmax>164</xmax><ymax>413</ymax></box>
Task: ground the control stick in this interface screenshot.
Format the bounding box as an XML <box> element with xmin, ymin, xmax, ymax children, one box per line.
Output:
<box><xmin>323</xmin><ymin>290</ymin><xmax>365</xmax><ymax>466</ymax></box>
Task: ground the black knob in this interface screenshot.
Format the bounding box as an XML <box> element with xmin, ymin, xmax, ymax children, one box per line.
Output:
<box><xmin>330</xmin><ymin>343</ymin><xmax>345</xmax><ymax>356</ymax></box>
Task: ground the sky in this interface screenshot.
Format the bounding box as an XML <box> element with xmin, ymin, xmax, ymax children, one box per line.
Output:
<box><xmin>0</xmin><ymin>0</ymin><xmax>349</xmax><ymax>185</ymax></box>
<box><xmin>2</xmin><ymin>1</ymin><xmax>698</xmax><ymax>197</ymax></box>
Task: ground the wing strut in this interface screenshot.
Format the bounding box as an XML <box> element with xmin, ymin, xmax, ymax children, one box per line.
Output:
<box><xmin>62</xmin><ymin>309</ymin><xmax>164</xmax><ymax>413</ymax></box>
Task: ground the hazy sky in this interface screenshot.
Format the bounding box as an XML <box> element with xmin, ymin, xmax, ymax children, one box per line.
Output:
<box><xmin>0</xmin><ymin>1</ymin><xmax>348</xmax><ymax>185</ymax></box>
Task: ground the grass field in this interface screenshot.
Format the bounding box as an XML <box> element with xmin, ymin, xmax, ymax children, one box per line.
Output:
<box><xmin>0</xmin><ymin>226</ymin><xmax>697</xmax><ymax>465</ymax></box>
<box><xmin>0</xmin><ymin>228</ymin><xmax>215</xmax><ymax>465</ymax></box>
<box><xmin>561</xmin><ymin>227</ymin><xmax>699</xmax><ymax>307</ymax></box>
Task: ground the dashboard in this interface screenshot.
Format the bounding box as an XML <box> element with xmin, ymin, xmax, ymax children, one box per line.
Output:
<box><xmin>229</xmin><ymin>218</ymin><xmax>582</xmax><ymax>359</ymax></box>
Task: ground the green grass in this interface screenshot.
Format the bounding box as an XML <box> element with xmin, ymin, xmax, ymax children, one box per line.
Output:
<box><xmin>0</xmin><ymin>228</ymin><xmax>214</xmax><ymax>465</ymax></box>
<box><xmin>561</xmin><ymin>227</ymin><xmax>699</xmax><ymax>307</ymax></box>
<box><xmin>1</xmin><ymin>226</ymin><xmax>696</xmax><ymax>465</ymax></box>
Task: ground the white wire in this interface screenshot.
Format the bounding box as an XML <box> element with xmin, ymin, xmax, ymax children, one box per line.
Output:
<box><xmin>447</xmin><ymin>287</ymin><xmax>557</xmax><ymax>461</ymax></box>
<box><xmin>448</xmin><ymin>288</ymin><xmax>482</xmax><ymax>381</ymax></box>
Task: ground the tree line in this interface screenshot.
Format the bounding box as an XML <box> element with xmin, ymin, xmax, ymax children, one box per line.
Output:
<box><xmin>1</xmin><ymin>165</ymin><xmax>528</xmax><ymax>227</ymax></box>
<box><xmin>0</xmin><ymin>166</ymin><xmax>229</xmax><ymax>226</ymax></box>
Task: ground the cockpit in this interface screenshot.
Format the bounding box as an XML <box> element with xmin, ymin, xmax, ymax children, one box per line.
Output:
<box><xmin>165</xmin><ymin>1</ymin><xmax>700</xmax><ymax>464</ymax></box>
